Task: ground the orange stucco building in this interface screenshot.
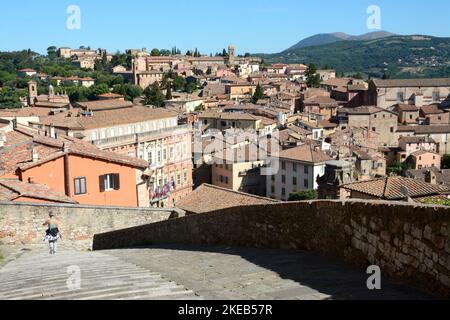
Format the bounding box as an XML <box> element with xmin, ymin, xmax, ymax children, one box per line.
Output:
<box><xmin>0</xmin><ymin>126</ymin><xmax>150</xmax><ymax>207</ymax></box>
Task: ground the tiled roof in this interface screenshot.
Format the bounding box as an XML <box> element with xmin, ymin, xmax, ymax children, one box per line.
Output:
<box><xmin>398</xmin><ymin>136</ymin><xmax>436</xmax><ymax>145</ymax></box>
<box><xmin>176</xmin><ymin>183</ymin><xmax>279</xmax><ymax>214</ymax></box>
<box><xmin>420</xmin><ymin>104</ymin><xmax>443</xmax><ymax>115</ymax></box>
<box><xmin>343</xmin><ymin>176</ymin><xmax>449</xmax><ymax>200</ymax></box>
<box><xmin>0</xmin><ymin>127</ymin><xmax>148</xmax><ymax>175</ymax></box>
<box><xmin>397</xmin><ymin>104</ymin><xmax>419</xmax><ymax>112</ymax></box>
<box><xmin>33</xmin><ymin>105</ymin><xmax>177</xmax><ymax>130</ymax></box>
<box><xmin>277</xmin><ymin>144</ymin><xmax>331</xmax><ymax>164</ymax></box>
<box><xmin>0</xmin><ymin>179</ymin><xmax>77</xmax><ymax>204</ymax></box>
<box><xmin>73</xmin><ymin>99</ymin><xmax>133</xmax><ymax>111</ymax></box>
<box><xmin>372</xmin><ymin>78</ymin><xmax>450</xmax><ymax>88</ymax></box>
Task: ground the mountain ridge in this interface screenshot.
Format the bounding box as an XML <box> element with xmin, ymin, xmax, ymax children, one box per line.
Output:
<box><xmin>286</xmin><ymin>31</ymin><xmax>396</xmax><ymax>51</ymax></box>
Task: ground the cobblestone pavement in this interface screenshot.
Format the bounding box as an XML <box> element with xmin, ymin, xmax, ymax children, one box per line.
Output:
<box><xmin>0</xmin><ymin>247</ymin><xmax>201</xmax><ymax>300</ymax></box>
<box><xmin>105</xmin><ymin>244</ymin><xmax>433</xmax><ymax>300</ymax></box>
<box><xmin>0</xmin><ymin>244</ymin><xmax>433</xmax><ymax>300</ymax></box>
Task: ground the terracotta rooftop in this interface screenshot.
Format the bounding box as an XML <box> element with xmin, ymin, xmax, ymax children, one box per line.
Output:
<box><xmin>397</xmin><ymin>104</ymin><xmax>419</xmax><ymax>112</ymax></box>
<box><xmin>343</xmin><ymin>176</ymin><xmax>449</xmax><ymax>200</ymax></box>
<box><xmin>0</xmin><ymin>179</ymin><xmax>77</xmax><ymax>204</ymax></box>
<box><xmin>0</xmin><ymin>127</ymin><xmax>148</xmax><ymax>175</ymax></box>
<box><xmin>33</xmin><ymin>105</ymin><xmax>177</xmax><ymax>130</ymax></box>
<box><xmin>420</xmin><ymin>104</ymin><xmax>444</xmax><ymax>115</ymax></box>
<box><xmin>176</xmin><ymin>183</ymin><xmax>279</xmax><ymax>214</ymax></box>
<box><xmin>277</xmin><ymin>144</ymin><xmax>331</xmax><ymax>164</ymax></box>
<box><xmin>372</xmin><ymin>78</ymin><xmax>450</xmax><ymax>88</ymax></box>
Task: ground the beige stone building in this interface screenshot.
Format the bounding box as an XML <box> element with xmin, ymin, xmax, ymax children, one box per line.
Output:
<box><xmin>369</xmin><ymin>78</ymin><xmax>450</xmax><ymax>109</ymax></box>
<box><xmin>339</xmin><ymin>106</ymin><xmax>398</xmax><ymax>147</ymax></box>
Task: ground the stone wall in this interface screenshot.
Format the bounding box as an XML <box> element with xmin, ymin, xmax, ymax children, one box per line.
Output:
<box><xmin>93</xmin><ymin>200</ymin><xmax>450</xmax><ymax>298</ymax></box>
<box><xmin>0</xmin><ymin>201</ymin><xmax>183</xmax><ymax>250</ymax></box>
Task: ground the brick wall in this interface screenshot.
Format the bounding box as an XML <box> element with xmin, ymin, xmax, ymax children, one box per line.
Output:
<box><xmin>0</xmin><ymin>201</ymin><xmax>183</xmax><ymax>250</ymax></box>
<box><xmin>93</xmin><ymin>200</ymin><xmax>450</xmax><ymax>298</ymax></box>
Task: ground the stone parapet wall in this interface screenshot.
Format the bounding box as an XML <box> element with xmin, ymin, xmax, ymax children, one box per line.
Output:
<box><xmin>93</xmin><ymin>200</ymin><xmax>450</xmax><ymax>298</ymax></box>
<box><xmin>0</xmin><ymin>201</ymin><xmax>182</xmax><ymax>250</ymax></box>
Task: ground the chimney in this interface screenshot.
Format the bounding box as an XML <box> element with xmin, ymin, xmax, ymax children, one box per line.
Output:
<box><xmin>49</xmin><ymin>125</ymin><xmax>56</xmax><ymax>139</ymax></box>
<box><xmin>425</xmin><ymin>170</ymin><xmax>437</xmax><ymax>185</ymax></box>
<box><xmin>32</xmin><ymin>148</ymin><xmax>39</xmax><ymax>162</ymax></box>
<box><xmin>28</xmin><ymin>176</ymin><xmax>35</xmax><ymax>184</ymax></box>
<box><xmin>63</xmin><ymin>142</ymin><xmax>70</xmax><ymax>153</ymax></box>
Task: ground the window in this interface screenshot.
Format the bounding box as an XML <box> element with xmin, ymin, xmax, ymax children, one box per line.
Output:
<box><xmin>282</xmin><ymin>188</ymin><xmax>286</xmax><ymax>196</ymax></box>
<box><xmin>271</xmin><ymin>175</ymin><xmax>275</xmax><ymax>182</ymax></box>
<box><xmin>304</xmin><ymin>179</ymin><xmax>309</xmax><ymax>188</ymax></box>
<box><xmin>91</xmin><ymin>131</ymin><xmax>98</xmax><ymax>141</ymax></box>
<box><xmin>184</xmin><ymin>169</ymin><xmax>188</xmax><ymax>183</ymax></box>
<box><xmin>282</xmin><ymin>161</ymin><xmax>286</xmax><ymax>170</ymax></box>
<box><xmin>293</xmin><ymin>163</ymin><xmax>297</xmax><ymax>172</ymax></box>
<box><xmin>432</xmin><ymin>91</ymin><xmax>440</xmax><ymax>102</ymax></box>
<box><xmin>110</xmin><ymin>128</ymin><xmax>115</xmax><ymax>137</ymax></box>
<box><xmin>170</xmin><ymin>147</ymin><xmax>174</xmax><ymax>159</ymax></box>
<box><xmin>177</xmin><ymin>171</ymin><xmax>181</xmax><ymax>185</ymax></box>
<box><xmin>390</xmin><ymin>127</ymin><xmax>394</xmax><ymax>133</ymax></box>
<box><xmin>304</xmin><ymin>166</ymin><xmax>309</xmax><ymax>174</ymax></box>
<box><xmin>271</xmin><ymin>186</ymin><xmax>275</xmax><ymax>194</ymax></box>
<box><xmin>372</xmin><ymin>127</ymin><xmax>376</xmax><ymax>132</ymax></box>
<box><xmin>293</xmin><ymin>177</ymin><xmax>297</xmax><ymax>185</ymax></box>
<box><xmin>282</xmin><ymin>175</ymin><xmax>286</xmax><ymax>184</ymax></box>
<box><xmin>397</xmin><ymin>91</ymin><xmax>404</xmax><ymax>102</ymax></box>
<box><xmin>74</xmin><ymin>177</ymin><xmax>87</xmax><ymax>195</ymax></box>
<box><xmin>99</xmin><ymin>174</ymin><xmax>120</xmax><ymax>192</ymax></box>
<box><xmin>100</xmin><ymin>130</ymin><xmax>106</xmax><ymax>139</ymax></box>
<box><xmin>118</xmin><ymin>127</ymin><xmax>124</xmax><ymax>136</ymax></box>
<box><xmin>163</xmin><ymin>148</ymin><xmax>167</xmax><ymax>161</ymax></box>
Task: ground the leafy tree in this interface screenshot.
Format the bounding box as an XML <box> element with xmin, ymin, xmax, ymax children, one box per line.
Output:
<box><xmin>165</xmin><ymin>85</ymin><xmax>172</xmax><ymax>100</ymax></box>
<box><xmin>442</xmin><ymin>154</ymin><xmax>450</xmax><ymax>169</ymax></box>
<box><xmin>113</xmin><ymin>83</ymin><xmax>142</xmax><ymax>101</ymax></box>
<box><xmin>306</xmin><ymin>64</ymin><xmax>320</xmax><ymax>88</ymax></box>
<box><xmin>186</xmin><ymin>82</ymin><xmax>197</xmax><ymax>94</ymax></box>
<box><xmin>150</xmin><ymin>48</ymin><xmax>160</xmax><ymax>56</ymax></box>
<box><xmin>143</xmin><ymin>82</ymin><xmax>165</xmax><ymax>107</ymax></box>
<box><xmin>387</xmin><ymin>160</ymin><xmax>403</xmax><ymax>176</ymax></box>
<box><xmin>172</xmin><ymin>76</ymin><xmax>185</xmax><ymax>91</ymax></box>
<box><xmin>252</xmin><ymin>83</ymin><xmax>264</xmax><ymax>103</ymax></box>
<box><xmin>288</xmin><ymin>189</ymin><xmax>318</xmax><ymax>201</ymax></box>
<box><xmin>47</xmin><ymin>46</ymin><xmax>58</xmax><ymax>60</ymax></box>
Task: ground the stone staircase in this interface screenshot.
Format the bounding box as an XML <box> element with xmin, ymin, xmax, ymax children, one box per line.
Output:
<box><xmin>0</xmin><ymin>249</ymin><xmax>202</xmax><ymax>300</ymax></box>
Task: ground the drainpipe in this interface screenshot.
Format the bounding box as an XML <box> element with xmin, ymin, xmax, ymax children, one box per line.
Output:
<box><xmin>64</xmin><ymin>152</ymin><xmax>70</xmax><ymax>197</ymax></box>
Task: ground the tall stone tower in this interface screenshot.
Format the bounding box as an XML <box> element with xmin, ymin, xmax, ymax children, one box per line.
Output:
<box><xmin>228</xmin><ymin>44</ymin><xmax>235</xmax><ymax>65</ymax></box>
<box><xmin>132</xmin><ymin>58</ymin><xmax>139</xmax><ymax>86</ymax></box>
<box><xmin>28</xmin><ymin>81</ymin><xmax>38</xmax><ymax>106</ymax></box>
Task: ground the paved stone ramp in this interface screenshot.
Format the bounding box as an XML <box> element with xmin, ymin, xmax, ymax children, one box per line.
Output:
<box><xmin>105</xmin><ymin>245</ymin><xmax>433</xmax><ymax>300</ymax></box>
<box><xmin>0</xmin><ymin>249</ymin><xmax>201</xmax><ymax>300</ymax></box>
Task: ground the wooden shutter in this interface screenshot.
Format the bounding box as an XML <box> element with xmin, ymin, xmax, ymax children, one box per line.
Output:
<box><xmin>99</xmin><ymin>175</ymin><xmax>105</xmax><ymax>192</ymax></box>
<box><xmin>113</xmin><ymin>174</ymin><xmax>120</xmax><ymax>190</ymax></box>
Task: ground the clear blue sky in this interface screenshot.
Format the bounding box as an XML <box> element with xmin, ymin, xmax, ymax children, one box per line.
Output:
<box><xmin>1</xmin><ymin>0</ymin><xmax>449</xmax><ymax>55</ymax></box>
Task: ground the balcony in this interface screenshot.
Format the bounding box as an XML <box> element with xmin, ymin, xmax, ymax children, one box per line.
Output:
<box><xmin>92</xmin><ymin>124</ymin><xmax>191</xmax><ymax>149</ymax></box>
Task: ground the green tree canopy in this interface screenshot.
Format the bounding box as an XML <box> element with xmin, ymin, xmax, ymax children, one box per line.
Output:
<box><xmin>252</xmin><ymin>83</ymin><xmax>264</xmax><ymax>103</ymax></box>
<box><xmin>288</xmin><ymin>189</ymin><xmax>318</xmax><ymax>201</ymax></box>
<box><xmin>150</xmin><ymin>48</ymin><xmax>160</xmax><ymax>56</ymax></box>
<box><xmin>143</xmin><ymin>82</ymin><xmax>165</xmax><ymax>107</ymax></box>
<box><xmin>306</xmin><ymin>64</ymin><xmax>320</xmax><ymax>88</ymax></box>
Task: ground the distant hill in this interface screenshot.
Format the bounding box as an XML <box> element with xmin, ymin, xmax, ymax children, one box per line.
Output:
<box><xmin>258</xmin><ymin>35</ymin><xmax>450</xmax><ymax>79</ymax></box>
<box><xmin>286</xmin><ymin>31</ymin><xmax>396</xmax><ymax>51</ymax></box>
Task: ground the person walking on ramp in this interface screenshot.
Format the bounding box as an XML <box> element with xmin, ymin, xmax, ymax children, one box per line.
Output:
<box><xmin>43</xmin><ymin>212</ymin><xmax>61</xmax><ymax>255</ymax></box>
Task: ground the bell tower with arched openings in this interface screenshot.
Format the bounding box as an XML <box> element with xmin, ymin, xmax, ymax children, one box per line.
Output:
<box><xmin>28</xmin><ymin>81</ymin><xmax>38</xmax><ymax>106</ymax></box>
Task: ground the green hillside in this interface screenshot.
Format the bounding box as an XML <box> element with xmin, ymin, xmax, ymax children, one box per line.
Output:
<box><xmin>259</xmin><ymin>35</ymin><xmax>450</xmax><ymax>79</ymax></box>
